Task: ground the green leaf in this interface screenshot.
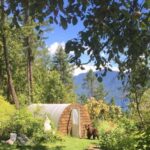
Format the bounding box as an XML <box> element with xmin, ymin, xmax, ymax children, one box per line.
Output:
<box><xmin>60</xmin><ymin>16</ymin><xmax>67</xmax><ymax>29</ymax></box>
<box><xmin>97</xmin><ymin>76</ymin><xmax>102</xmax><ymax>82</ymax></box>
<box><xmin>58</xmin><ymin>0</ymin><xmax>64</xmax><ymax>11</ymax></box>
<box><xmin>49</xmin><ymin>16</ymin><xmax>53</xmax><ymax>24</ymax></box>
<box><xmin>35</xmin><ymin>25</ymin><xmax>40</xmax><ymax>31</ymax></box>
<box><xmin>143</xmin><ymin>1</ymin><xmax>150</xmax><ymax>8</ymax></box>
<box><xmin>72</xmin><ymin>16</ymin><xmax>78</xmax><ymax>25</ymax></box>
<box><xmin>141</xmin><ymin>22</ymin><xmax>147</xmax><ymax>30</ymax></box>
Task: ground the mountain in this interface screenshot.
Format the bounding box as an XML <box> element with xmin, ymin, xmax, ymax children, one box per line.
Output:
<box><xmin>73</xmin><ymin>71</ymin><xmax>128</xmax><ymax>108</ymax></box>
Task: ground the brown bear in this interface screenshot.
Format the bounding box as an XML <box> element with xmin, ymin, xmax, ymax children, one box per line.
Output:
<box><xmin>85</xmin><ymin>124</ymin><xmax>99</xmax><ymax>140</ymax></box>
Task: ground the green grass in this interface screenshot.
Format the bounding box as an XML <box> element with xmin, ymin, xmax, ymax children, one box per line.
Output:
<box><xmin>46</xmin><ymin>136</ymin><xmax>99</xmax><ymax>150</ymax></box>
<box><xmin>0</xmin><ymin>136</ymin><xmax>99</xmax><ymax>150</ymax></box>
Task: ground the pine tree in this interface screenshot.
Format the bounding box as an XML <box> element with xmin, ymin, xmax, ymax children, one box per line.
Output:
<box><xmin>93</xmin><ymin>83</ymin><xmax>107</xmax><ymax>100</ymax></box>
<box><xmin>82</xmin><ymin>69</ymin><xmax>98</xmax><ymax>98</ymax></box>
<box><xmin>83</xmin><ymin>69</ymin><xmax>107</xmax><ymax>100</ymax></box>
<box><xmin>52</xmin><ymin>46</ymin><xmax>73</xmax><ymax>88</ymax></box>
<box><xmin>0</xmin><ymin>0</ymin><xmax>19</xmax><ymax>108</ymax></box>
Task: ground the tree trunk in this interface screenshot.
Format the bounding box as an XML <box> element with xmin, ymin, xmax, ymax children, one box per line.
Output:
<box><xmin>27</xmin><ymin>40</ymin><xmax>33</xmax><ymax>103</ymax></box>
<box><xmin>1</xmin><ymin>0</ymin><xmax>19</xmax><ymax>108</ymax></box>
<box><xmin>24</xmin><ymin>0</ymin><xmax>33</xmax><ymax>103</ymax></box>
<box><xmin>135</xmin><ymin>93</ymin><xmax>145</xmax><ymax>129</ymax></box>
<box><xmin>90</xmin><ymin>80</ymin><xmax>94</xmax><ymax>97</ymax></box>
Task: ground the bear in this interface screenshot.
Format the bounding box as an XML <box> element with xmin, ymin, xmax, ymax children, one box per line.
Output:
<box><xmin>85</xmin><ymin>124</ymin><xmax>99</xmax><ymax>140</ymax></box>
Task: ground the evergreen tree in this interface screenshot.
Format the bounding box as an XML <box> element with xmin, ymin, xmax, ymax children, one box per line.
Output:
<box><xmin>93</xmin><ymin>83</ymin><xmax>107</xmax><ymax>100</ymax></box>
<box><xmin>32</xmin><ymin>47</ymin><xmax>52</xmax><ymax>103</ymax></box>
<box><xmin>109</xmin><ymin>97</ymin><xmax>115</xmax><ymax>105</ymax></box>
<box><xmin>43</xmin><ymin>70</ymin><xmax>76</xmax><ymax>103</ymax></box>
<box><xmin>83</xmin><ymin>69</ymin><xmax>107</xmax><ymax>100</ymax></box>
<box><xmin>52</xmin><ymin>46</ymin><xmax>73</xmax><ymax>86</ymax></box>
<box><xmin>78</xmin><ymin>94</ymin><xmax>88</xmax><ymax>104</ymax></box>
<box><xmin>82</xmin><ymin>69</ymin><xmax>97</xmax><ymax>97</ymax></box>
<box><xmin>0</xmin><ymin>0</ymin><xmax>19</xmax><ymax>108</ymax></box>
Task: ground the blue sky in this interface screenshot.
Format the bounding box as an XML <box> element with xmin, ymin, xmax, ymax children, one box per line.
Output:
<box><xmin>44</xmin><ymin>21</ymin><xmax>84</xmax><ymax>46</ymax></box>
<box><xmin>44</xmin><ymin>21</ymin><xmax>119</xmax><ymax>75</ymax></box>
<box><xmin>44</xmin><ymin>0</ymin><xmax>146</xmax><ymax>46</ymax></box>
<box><xmin>44</xmin><ymin>21</ymin><xmax>101</xmax><ymax>75</ymax></box>
<box><xmin>43</xmin><ymin>9</ymin><xmax>123</xmax><ymax>75</ymax></box>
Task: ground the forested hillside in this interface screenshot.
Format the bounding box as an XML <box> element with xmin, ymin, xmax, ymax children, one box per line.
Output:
<box><xmin>74</xmin><ymin>70</ymin><xmax>128</xmax><ymax>106</ymax></box>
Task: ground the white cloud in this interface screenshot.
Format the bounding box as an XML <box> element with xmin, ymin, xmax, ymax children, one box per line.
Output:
<box><xmin>48</xmin><ymin>41</ymin><xmax>75</xmax><ymax>56</ymax></box>
<box><xmin>48</xmin><ymin>42</ymin><xmax>119</xmax><ymax>75</ymax></box>
<box><xmin>111</xmin><ymin>66</ymin><xmax>119</xmax><ymax>72</ymax></box>
<box><xmin>73</xmin><ymin>64</ymin><xmax>119</xmax><ymax>76</ymax></box>
<box><xmin>48</xmin><ymin>42</ymin><xmax>65</xmax><ymax>55</ymax></box>
<box><xmin>73</xmin><ymin>65</ymin><xmax>97</xmax><ymax>76</ymax></box>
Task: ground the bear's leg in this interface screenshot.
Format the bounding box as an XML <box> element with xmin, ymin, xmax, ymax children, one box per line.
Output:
<box><xmin>87</xmin><ymin>133</ymin><xmax>91</xmax><ymax>139</ymax></box>
<box><xmin>93</xmin><ymin>135</ymin><xmax>96</xmax><ymax>140</ymax></box>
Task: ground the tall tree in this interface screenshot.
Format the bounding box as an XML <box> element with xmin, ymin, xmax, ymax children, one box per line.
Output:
<box><xmin>128</xmin><ymin>59</ymin><xmax>150</xmax><ymax>128</ymax></box>
<box><xmin>52</xmin><ymin>46</ymin><xmax>73</xmax><ymax>87</ymax></box>
<box><xmin>43</xmin><ymin>70</ymin><xmax>76</xmax><ymax>103</ymax></box>
<box><xmin>93</xmin><ymin>83</ymin><xmax>107</xmax><ymax>100</ymax></box>
<box><xmin>82</xmin><ymin>69</ymin><xmax>98</xmax><ymax>98</ymax></box>
<box><xmin>32</xmin><ymin>46</ymin><xmax>52</xmax><ymax>103</ymax></box>
<box><xmin>0</xmin><ymin>0</ymin><xmax>19</xmax><ymax>108</ymax></box>
<box><xmin>83</xmin><ymin>69</ymin><xmax>107</xmax><ymax>99</ymax></box>
<box><xmin>23</xmin><ymin>0</ymin><xmax>33</xmax><ymax>104</ymax></box>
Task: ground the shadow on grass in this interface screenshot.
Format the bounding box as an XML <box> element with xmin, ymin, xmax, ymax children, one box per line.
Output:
<box><xmin>0</xmin><ymin>143</ymin><xmax>64</xmax><ymax>150</ymax></box>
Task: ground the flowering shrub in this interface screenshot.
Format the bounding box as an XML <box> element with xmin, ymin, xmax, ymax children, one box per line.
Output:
<box><xmin>85</xmin><ymin>97</ymin><xmax>109</xmax><ymax>121</ymax></box>
<box><xmin>85</xmin><ymin>97</ymin><xmax>122</xmax><ymax>126</ymax></box>
<box><xmin>109</xmin><ymin>105</ymin><xmax>122</xmax><ymax>119</ymax></box>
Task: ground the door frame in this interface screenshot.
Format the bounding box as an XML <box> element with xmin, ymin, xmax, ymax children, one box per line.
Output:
<box><xmin>71</xmin><ymin>109</ymin><xmax>81</xmax><ymax>138</ymax></box>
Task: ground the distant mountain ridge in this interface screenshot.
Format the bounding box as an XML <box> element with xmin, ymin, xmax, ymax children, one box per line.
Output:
<box><xmin>73</xmin><ymin>71</ymin><xmax>128</xmax><ymax>108</ymax></box>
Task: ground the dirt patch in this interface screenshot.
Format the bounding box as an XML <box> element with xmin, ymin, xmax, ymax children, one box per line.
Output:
<box><xmin>87</xmin><ymin>144</ymin><xmax>101</xmax><ymax>150</ymax></box>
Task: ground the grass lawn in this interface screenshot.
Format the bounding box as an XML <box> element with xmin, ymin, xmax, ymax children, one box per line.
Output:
<box><xmin>47</xmin><ymin>136</ymin><xmax>99</xmax><ymax>150</ymax></box>
<box><xmin>0</xmin><ymin>136</ymin><xmax>99</xmax><ymax>150</ymax></box>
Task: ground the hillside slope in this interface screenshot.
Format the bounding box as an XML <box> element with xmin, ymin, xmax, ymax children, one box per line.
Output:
<box><xmin>73</xmin><ymin>71</ymin><xmax>128</xmax><ymax>107</ymax></box>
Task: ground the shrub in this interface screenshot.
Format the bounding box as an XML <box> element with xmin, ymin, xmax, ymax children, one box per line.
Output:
<box><xmin>85</xmin><ymin>98</ymin><xmax>109</xmax><ymax>123</ymax></box>
<box><xmin>99</xmin><ymin>127</ymin><xmax>137</xmax><ymax>150</ymax></box>
<box><xmin>0</xmin><ymin>97</ymin><xmax>62</xmax><ymax>144</ymax></box>
<box><xmin>31</xmin><ymin>129</ymin><xmax>62</xmax><ymax>144</ymax></box>
<box><xmin>0</xmin><ymin>96</ymin><xmax>16</xmax><ymax>138</ymax></box>
<box><xmin>98</xmin><ymin>118</ymin><xmax>138</xmax><ymax>150</ymax></box>
<box><xmin>109</xmin><ymin>105</ymin><xmax>122</xmax><ymax>119</ymax></box>
<box><xmin>11</xmin><ymin>108</ymin><xmax>43</xmax><ymax>138</ymax></box>
<box><xmin>116</xmin><ymin>117</ymin><xmax>137</xmax><ymax>133</ymax></box>
<box><xmin>136</xmin><ymin>127</ymin><xmax>150</xmax><ymax>150</ymax></box>
<box><xmin>11</xmin><ymin>108</ymin><xmax>61</xmax><ymax>144</ymax></box>
<box><xmin>85</xmin><ymin>97</ymin><xmax>122</xmax><ymax>127</ymax></box>
<box><xmin>98</xmin><ymin>120</ymin><xmax>117</xmax><ymax>135</ymax></box>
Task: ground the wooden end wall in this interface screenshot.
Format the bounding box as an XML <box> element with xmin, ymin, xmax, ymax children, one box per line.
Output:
<box><xmin>58</xmin><ymin>104</ymin><xmax>91</xmax><ymax>138</ymax></box>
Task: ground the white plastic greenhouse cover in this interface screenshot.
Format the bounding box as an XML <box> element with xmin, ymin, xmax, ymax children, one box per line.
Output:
<box><xmin>28</xmin><ymin>104</ymin><xmax>70</xmax><ymax>128</ymax></box>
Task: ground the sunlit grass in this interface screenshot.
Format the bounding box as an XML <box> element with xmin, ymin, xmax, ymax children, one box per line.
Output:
<box><xmin>46</xmin><ymin>136</ymin><xmax>99</xmax><ymax>150</ymax></box>
<box><xmin>0</xmin><ymin>136</ymin><xmax>99</xmax><ymax>150</ymax></box>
